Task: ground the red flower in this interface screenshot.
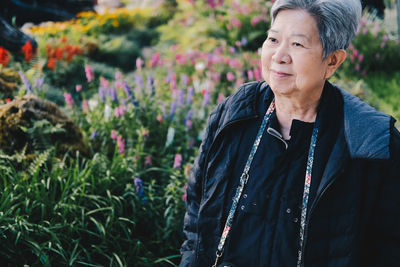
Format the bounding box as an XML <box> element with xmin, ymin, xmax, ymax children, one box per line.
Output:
<box><xmin>53</xmin><ymin>47</ymin><xmax>64</xmax><ymax>60</ymax></box>
<box><xmin>0</xmin><ymin>47</ymin><xmax>10</xmax><ymax>67</ymax></box>
<box><xmin>5</xmin><ymin>98</ymin><xmax>11</xmax><ymax>103</ymax></box>
<box><xmin>21</xmin><ymin>41</ymin><xmax>34</xmax><ymax>63</ymax></box>
<box><xmin>47</xmin><ymin>58</ymin><xmax>56</xmax><ymax>70</ymax></box>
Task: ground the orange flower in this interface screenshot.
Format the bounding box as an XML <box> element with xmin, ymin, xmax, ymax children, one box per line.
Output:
<box><xmin>21</xmin><ymin>41</ymin><xmax>34</xmax><ymax>62</ymax></box>
<box><xmin>53</xmin><ymin>47</ymin><xmax>64</xmax><ymax>60</ymax></box>
<box><xmin>0</xmin><ymin>47</ymin><xmax>10</xmax><ymax>67</ymax></box>
<box><xmin>47</xmin><ymin>58</ymin><xmax>56</xmax><ymax>70</ymax></box>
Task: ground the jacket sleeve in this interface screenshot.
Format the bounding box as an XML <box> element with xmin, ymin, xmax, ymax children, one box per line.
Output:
<box><xmin>372</xmin><ymin>126</ymin><xmax>400</xmax><ymax>265</ymax></box>
<box><xmin>179</xmin><ymin>104</ymin><xmax>223</xmax><ymax>267</ymax></box>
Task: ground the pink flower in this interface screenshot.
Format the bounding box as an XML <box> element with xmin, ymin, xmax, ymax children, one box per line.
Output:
<box><xmin>100</xmin><ymin>77</ymin><xmax>109</xmax><ymax>88</ymax></box>
<box><xmin>84</xmin><ymin>65</ymin><xmax>94</xmax><ymax>83</ymax></box>
<box><xmin>114</xmin><ymin>80</ymin><xmax>123</xmax><ymax>89</ymax></box>
<box><xmin>173</xmin><ymin>154</ymin><xmax>182</xmax><ymax>169</ymax></box>
<box><xmin>230</xmin><ymin>18</ymin><xmax>242</xmax><ymax>28</ymax></box>
<box><xmin>375</xmin><ymin>53</ymin><xmax>381</xmax><ymax>60</ymax></box>
<box><xmin>235</xmin><ymin>41</ymin><xmax>242</xmax><ymax>47</ymax></box>
<box><xmin>383</xmin><ymin>35</ymin><xmax>389</xmax><ymax>42</ymax></box>
<box><xmin>253</xmin><ymin>67</ymin><xmax>261</xmax><ymax>81</ymax></box>
<box><xmin>117</xmin><ymin>135</ymin><xmax>125</xmax><ymax>154</ymax></box>
<box><xmin>247</xmin><ymin>70</ymin><xmax>254</xmax><ymax>80</ymax></box>
<box><xmin>348</xmin><ymin>44</ymin><xmax>354</xmax><ymax>50</ymax></box>
<box><xmin>151</xmin><ymin>53</ymin><xmax>160</xmax><ymax>68</ymax></box>
<box><xmin>141</xmin><ymin>129</ymin><xmax>149</xmax><ymax>138</ymax></box>
<box><xmin>362</xmin><ymin>28</ymin><xmax>368</xmax><ymax>35</ymax></box>
<box><xmin>111</xmin><ymin>130</ymin><xmax>117</xmax><ymax>140</ymax></box>
<box><xmin>115</xmin><ymin>71</ymin><xmax>122</xmax><ymax>80</ymax></box>
<box><xmin>380</xmin><ymin>42</ymin><xmax>385</xmax><ymax>48</ymax></box>
<box><xmin>157</xmin><ymin>114</ymin><xmax>163</xmax><ymax>123</ymax></box>
<box><xmin>217</xmin><ymin>93</ymin><xmax>225</xmax><ymax>103</ymax></box>
<box><xmin>64</xmin><ymin>92</ymin><xmax>73</xmax><ymax>109</ymax></box>
<box><xmin>136</xmin><ymin>57</ymin><xmax>144</xmax><ymax>70</ymax></box>
<box><xmin>186</xmin><ymin>119</ymin><xmax>193</xmax><ymax>130</ymax></box>
<box><xmin>226</xmin><ymin>72</ymin><xmax>235</xmax><ymax>82</ymax></box>
<box><xmin>75</xmin><ymin>84</ymin><xmax>82</xmax><ymax>92</ymax></box>
<box><xmin>145</xmin><ymin>155</ymin><xmax>152</xmax><ymax>166</ymax></box>
<box><xmin>355</xmin><ymin>64</ymin><xmax>360</xmax><ymax>72</ymax></box>
<box><xmin>358</xmin><ymin>54</ymin><xmax>364</xmax><ymax>63</ymax></box>
<box><xmin>353</xmin><ymin>49</ymin><xmax>359</xmax><ymax>57</ymax></box>
<box><xmin>82</xmin><ymin>100</ymin><xmax>89</xmax><ymax>113</ymax></box>
<box><xmin>251</xmin><ymin>16</ymin><xmax>261</xmax><ymax>26</ymax></box>
<box><xmin>182</xmin><ymin>183</ymin><xmax>188</xmax><ymax>202</ymax></box>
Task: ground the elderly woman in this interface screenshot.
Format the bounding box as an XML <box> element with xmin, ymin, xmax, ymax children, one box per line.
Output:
<box><xmin>180</xmin><ymin>0</ymin><xmax>400</xmax><ymax>266</ymax></box>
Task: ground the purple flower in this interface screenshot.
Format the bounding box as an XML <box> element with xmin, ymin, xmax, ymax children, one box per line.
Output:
<box><xmin>134</xmin><ymin>177</ymin><xmax>144</xmax><ymax>198</ymax></box>
<box><xmin>35</xmin><ymin>77</ymin><xmax>44</xmax><ymax>90</ymax></box>
<box><xmin>147</xmin><ymin>75</ymin><xmax>155</xmax><ymax>96</ymax></box>
<box><xmin>90</xmin><ymin>130</ymin><xmax>98</xmax><ymax>139</ymax></box>
<box><xmin>178</xmin><ymin>89</ymin><xmax>185</xmax><ymax>106</ymax></box>
<box><xmin>188</xmin><ymin>137</ymin><xmax>194</xmax><ymax>149</ymax></box>
<box><xmin>173</xmin><ymin>154</ymin><xmax>182</xmax><ymax>169</ymax></box>
<box><xmin>108</xmin><ymin>88</ymin><xmax>118</xmax><ymax>102</ymax></box>
<box><xmin>201</xmin><ymin>91</ymin><xmax>211</xmax><ymax>108</ymax></box>
<box><xmin>181</xmin><ymin>74</ymin><xmax>189</xmax><ymax>86</ymax></box>
<box><xmin>186</xmin><ymin>86</ymin><xmax>194</xmax><ymax>105</ymax></box>
<box><xmin>151</xmin><ymin>52</ymin><xmax>160</xmax><ymax>68</ymax></box>
<box><xmin>136</xmin><ymin>57</ymin><xmax>144</xmax><ymax>70</ymax></box>
<box><xmin>170</xmin><ymin>101</ymin><xmax>177</xmax><ymax>116</ymax></box>
<box><xmin>185</xmin><ymin>109</ymin><xmax>194</xmax><ymax>122</ymax></box>
<box><xmin>99</xmin><ymin>87</ymin><xmax>106</xmax><ymax>102</ymax></box>
<box><xmin>135</xmin><ymin>74</ymin><xmax>144</xmax><ymax>92</ymax></box>
<box><xmin>19</xmin><ymin>71</ymin><xmax>32</xmax><ymax>93</ymax></box>
<box><xmin>123</xmin><ymin>81</ymin><xmax>132</xmax><ymax>98</ymax></box>
<box><xmin>186</xmin><ymin>120</ymin><xmax>193</xmax><ymax>130</ymax></box>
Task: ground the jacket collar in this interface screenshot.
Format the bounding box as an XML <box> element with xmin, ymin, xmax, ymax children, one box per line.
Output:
<box><xmin>219</xmin><ymin>81</ymin><xmax>392</xmax><ymax>160</ymax></box>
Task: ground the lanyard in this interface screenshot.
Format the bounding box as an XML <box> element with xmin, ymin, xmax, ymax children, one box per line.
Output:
<box><xmin>213</xmin><ymin>99</ymin><xmax>319</xmax><ymax>267</ymax></box>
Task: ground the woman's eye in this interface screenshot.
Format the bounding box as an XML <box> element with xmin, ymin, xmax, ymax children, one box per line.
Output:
<box><xmin>293</xmin><ymin>42</ymin><xmax>304</xmax><ymax>47</ymax></box>
<box><xmin>267</xmin><ymin>37</ymin><xmax>277</xmax><ymax>43</ymax></box>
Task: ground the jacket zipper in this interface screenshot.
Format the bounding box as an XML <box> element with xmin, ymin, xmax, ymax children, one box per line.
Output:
<box><xmin>194</xmin><ymin>114</ymin><xmax>258</xmax><ymax>265</ymax></box>
<box><xmin>299</xmin><ymin>168</ymin><xmax>345</xmax><ymax>267</ymax></box>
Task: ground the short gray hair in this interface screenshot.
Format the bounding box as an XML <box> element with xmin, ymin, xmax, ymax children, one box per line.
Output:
<box><xmin>271</xmin><ymin>0</ymin><xmax>362</xmax><ymax>58</ymax></box>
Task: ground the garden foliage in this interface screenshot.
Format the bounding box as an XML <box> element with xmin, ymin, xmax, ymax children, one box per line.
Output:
<box><xmin>0</xmin><ymin>0</ymin><xmax>399</xmax><ymax>266</ymax></box>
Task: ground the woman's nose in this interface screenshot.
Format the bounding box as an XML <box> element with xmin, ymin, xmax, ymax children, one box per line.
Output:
<box><xmin>272</xmin><ymin>45</ymin><xmax>291</xmax><ymax>64</ymax></box>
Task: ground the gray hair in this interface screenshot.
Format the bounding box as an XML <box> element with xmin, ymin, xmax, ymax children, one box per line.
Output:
<box><xmin>271</xmin><ymin>0</ymin><xmax>362</xmax><ymax>58</ymax></box>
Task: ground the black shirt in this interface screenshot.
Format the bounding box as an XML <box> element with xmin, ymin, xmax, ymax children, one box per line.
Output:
<box><xmin>220</xmin><ymin>82</ymin><xmax>342</xmax><ymax>266</ymax></box>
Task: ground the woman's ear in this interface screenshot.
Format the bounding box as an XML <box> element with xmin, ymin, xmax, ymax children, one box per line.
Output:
<box><xmin>324</xmin><ymin>49</ymin><xmax>347</xmax><ymax>79</ymax></box>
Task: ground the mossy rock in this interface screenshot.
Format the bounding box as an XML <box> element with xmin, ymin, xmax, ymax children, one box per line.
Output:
<box><xmin>0</xmin><ymin>95</ymin><xmax>91</xmax><ymax>158</ymax></box>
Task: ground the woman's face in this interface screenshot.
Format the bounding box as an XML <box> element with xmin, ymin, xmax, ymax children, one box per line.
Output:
<box><xmin>261</xmin><ymin>9</ymin><xmax>329</xmax><ymax>99</ymax></box>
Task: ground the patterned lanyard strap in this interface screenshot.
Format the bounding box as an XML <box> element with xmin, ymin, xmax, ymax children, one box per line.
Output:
<box><xmin>213</xmin><ymin>99</ymin><xmax>319</xmax><ymax>267</ymax></box>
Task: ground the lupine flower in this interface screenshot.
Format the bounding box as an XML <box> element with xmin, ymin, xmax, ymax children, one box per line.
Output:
<box><xmin>181</xmin><ymin>74</ymin><xmax>189</xmax><ymax>86</ymax></box>
<box><xmin>230</xmin><ymin>18</ymin><xmax>242</xmax><ymax>28</ymax></box>
<box><xmin>135</xmin><ymin>74</ymin><xmax>144</xmax><ymax>91</ymax></box>
<box><xmin>185</xmin><ymin>109</ymin><xmax>194</xmax><ymax>122</ymax></box>
<box><xmin>186</xmin><ymin>86</ymin><xmax>194</xmax><ymax>105</ymax></box>
<box><xmin>100</xmin><ymin>77</ymin><xmax>109</xmax><ymax>88</ymax></box>
<box><xmin>117</xmin><ymin>135</ymin><xmax>125</xmax><ymax>154</ymax></box>
<box><xmin>64</xmin><ymin>92</ymin><xmax>74</xmax><ymax>108</ymax></box>
<box><xmin>84</xmin><ymin>65</ymin><xmax>94</xmax><ymax>82</ymax></box>
<box><xmin>253</xmin><ymin>68</ymin><xmax>262</xmax><ymax>81</ymax></box>
<box><xmin>151</xmin><ymin>52</ymin><xmax>160</xmax><ymax>68</ymax></box>
<box><xmin>99</xmin><ymin>87</ymin><xmax>106</xmax><ymax>102</ymax></box>
<box><xmin>115</xmin><ymin>71</ymin><xmax>122</xmax><ymax>80</ymax></box>
<box><xmin>201</xmin><ymin>91</ymin><xmax>211</xmax><ymax>108</ymax></box>
<box><xmin>157</xmin><ymin>114</ymin><xmax>163</xmax><ymax>123</ymax></box>
<box><xmin>218</xmin><ymin>93</ymin><xmax>225</xmax><ymax>103</ymax></box>
<box><xmin>35</xmin><ymin>77</ymin><xmax>44</xmax><ymax>90</ymax></box>
<box><xmin>358</xmin><ymin>54</ymin><xmax>364</xmax><ymax>63</ymax></box>
<box><xmin>141</xmin><ymin>128</ymin><xmax>150</xmax><ymax>138</ymax></box>
<box><xmin>383</xmin><ymin>35</ymin><xmax>389</xmax><ymax>42</ymax></box>
<box><xmin>115</xmin><ymin>80</ymin><xmax>123</xmax><ymax>89</ymax></box>
<box><xmin>166</xmin><ymin>127</ymin><xmax>175</xmax><ymax>147</ymax></box>
<box><xmin>227</xmin><ymin>72</ymin><xmax>235</xmax><ymax>82</ymax></box>
<box><xmin>108</xmin><ymin>88</ymin><xmax>118</xmax><ymax>102</ymax></box>
<box><xmin>247</xmin><ymin>70</ymin><xmax>254</xmax><ymax>80</ymax></box>
<box><xmin>178</xmin><ymin>90</ymin><xmax>185</xmax><ymax>106</ymax></box>
<box><xmin>241</xmin><ymin>37</ymin><xmax>248</xmax><ymax>46</ymax></box>
<box><xmin>355</xmin><ymin>64</ymin><xmax>360</xmax><ymax>71</ymax></box>
<box><xmin>362</xmin><ymin>28</ymin><xmax>368</xmax><ymax>35</ymax></box>
<box><xmin>75</xmin><ymin>84</ymin><xmax>82</xmax><ymax>92</ymax></box>
<box><xmin>186</xmin><ymin>120</ymin><xmax>193</xmax><ymax>130</ymax></box>
<box><xmin>147</xmin><ymin>75</ymin><xmax>155</xmax><ymax>96</ymax></box>
<box><xmin>375</xmin><ymin>53</ymin><xmax>381</xmax><ymax>60</ymax></box>
<box><xmin>111</xmin><ymin>130</ymin><xmax>117</xmax><ymax>140</ymax></box>
<box><xmin>173</xmin><ymin>154</ymin><xmax>182</xmax><ymax>169</ymax></box>
<box><xmin>380</xmin><ymin>42</ymin><xmax>385</xmax><ymax>48</ymax></box>
<box><xmin>90</xmin><ymin>130</ymin><xmax>98</xmax><ymax>139</ymax></box>
<box><xmin>145</xmin><ymin>155</ymin><xmax>152</xmax><ymax>166</ymax></box>
<box><xmin>188</xmin><ymin>137</ymin><xmax>194</xmax><ymax>149</ymax></box>
<box><xmin>136</xmin><ymin>57</ymin><xmax>144</xmax><ymax>70</ymax></box>
<box><xmin>134</xmin><ymin>177</ymin><xmax>144</xmax><ymax>198</ymax></box>
<box><xmin>123</xmin><ymin>81</ymin><xmax>132</xmax><ymax>98</ymax></box>
<box><xmin>82</xmin><ymin>100</ymin><xmax>89</xmax><ymax>113</ymax></box>
<box><xmin>114</xmin><ymin>105</ymin><xmax>126</xmax><ymax>117</ymax></box>
<box><xmin>19</xmin><ymin>71</ymin><xmax>32</xmax><ymax>93</ymax></box>
<box><xmin>182</xmin><ymin>183</ymin><xmax>187</xmax><ymax>202</ymax></box>
<box><xmin>251</xmin><ymin>16</ymin><xmax>261</xmax><ymax>26</ymax></box>
<box><xmin>170</xmin><ymin>101</ymin><xmax>177</xmax><ymax>116</ymax></box>
<box><xmin>235</xmin><ymin>41</ymin><xmax>242</xmax><ymax>47</ymax></box>
<box><xmin>104</xmin><ymin>104</ymin><xmax>112</xmax><ymax>121</ymax></box>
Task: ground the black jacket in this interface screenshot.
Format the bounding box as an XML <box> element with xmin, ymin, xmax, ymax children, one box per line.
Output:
<box><xmin>180</xmin><ymin>81</ymin><xmax>400</xmax><ymax>267</ymax></box>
